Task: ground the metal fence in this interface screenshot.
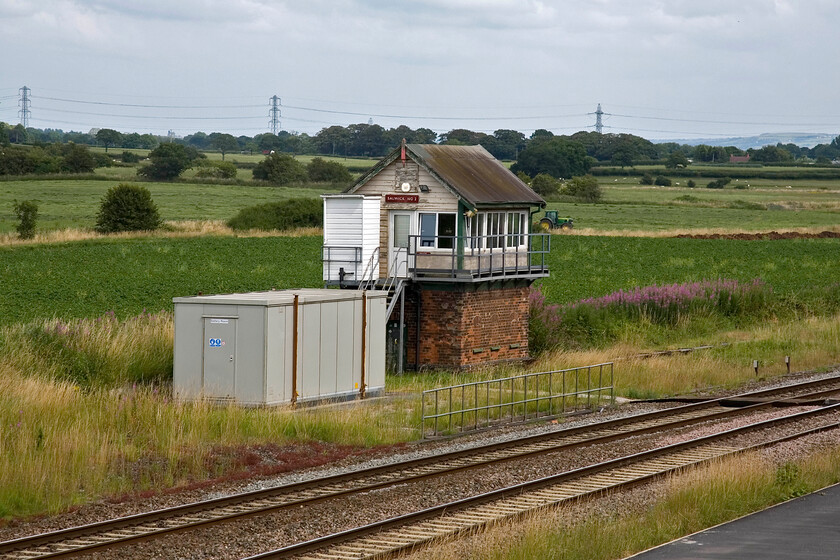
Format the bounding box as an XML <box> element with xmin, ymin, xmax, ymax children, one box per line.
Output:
<box><xmin>420</xmin><ymin>363</ymin><xmax>614</xmax><ymax>438</ymax></box>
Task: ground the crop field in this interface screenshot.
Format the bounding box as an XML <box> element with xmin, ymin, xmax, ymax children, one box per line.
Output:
<box><xmin>0</xmin><ymin>236</ymin><xmax>323</xmax><ymax>325</ymax></box>
<box><xmin>2</xmin><ymin>234</ymin><xmax>839</xmax><ymax>326</ymax></box>
<box><xmin>540</xmin><ymin>235</ymin><xmax>840</xmax><ymax>304</ymax></box>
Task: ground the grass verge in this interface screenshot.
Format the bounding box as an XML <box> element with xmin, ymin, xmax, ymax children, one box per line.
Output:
<box><xmin>408</xmin><ymin>445</ymin><xmax>840</xmax><ymax>560</ymax></box>
<box><xmin>1</xmin><ymin>311</ymin><xmax>840</xmax><ymax>519</ymax></box>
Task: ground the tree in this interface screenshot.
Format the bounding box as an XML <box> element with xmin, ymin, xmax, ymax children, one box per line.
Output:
<box><xmin>9</xmin><ymin>124</ymin><xmax>28</xmax><ymax>144</ymax></box>
<box><xmin>306</xmin><ymin>157</ymin><xmax>352</xmax><ymax>183</ymax></box>
<box><xmin>95</xmin><ymin>128</ymin><xmax>122</xmax><ymax>153</ymax></box>
<box><xmin>611</xmin><ymin>144</ymin><xmax>635</xmax><ymax>168</ymax></box>
<box><xmin>210</xmin><ymin>133</ymin><xmax>239</xmax><ymax>160</ymax></box>
<box><xmin>95</xmin><ymin>183</ymin><xmax>161</xmax><ymax>233</ymax></box>
<box><xmin>530</xmin><ymin>173</ymin><xmax>560</xmax><ymax>197</ymax></box>
<box><xmin>511</xmin><ymin>137</ymin><xmax>590</xmax><ymax>179</ymax></box>
<box><xmin>13</xmin><ymin>200</ymin><xmax>38</xmax><ymax>239</ymax></box>
<box><xmin>562</xmin><ymin>174</ymin><xmax>601</xmax><ymax>202</ymax></box>
<box><xmin>252</xmin><ymin>153</ymin><xmax>307</xmax><ymax>185</ymax></box>
<box><xmin>60</xmin><ymin>143</ymin><xmax>96</xmax><ymax>173</ymax></box>
<box><xmin>748</xmin><ymin>145</ymin><xmax>793</xmax><ymax>163</ymax></box>
<box><xmin>137</xmin><ymin>142</ymin><xmax>195</xmax><ymax>180</ymax></box>
<box><xmin>665</xmin><ymin>151</ymin><xmax>689</xmax><ymax>169</ymax></box>
<box><xmin>254</xmin><ymin>132</ymin><xmax>282</xmax><ymax>153</ymax></box>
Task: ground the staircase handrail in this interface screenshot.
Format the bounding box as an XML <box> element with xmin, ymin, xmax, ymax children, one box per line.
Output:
<box><xmin>358</xmin><ymin>247</ymin><xmax>380</xmax><ymax>291</ymax></box>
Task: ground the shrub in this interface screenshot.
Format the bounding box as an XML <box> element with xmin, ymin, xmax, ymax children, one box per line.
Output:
<box><xmin>137</xmin><ymin>143</ymin><xmax>195</xmax><ymax>181</ymax></box>
<box><xmin>562</xmin><ymin>174</ymin><xmax>601</xmax><ymax>202</ymax></box>
<box><xmin>687</xmin><ymin>179</ymin><xmax>696</xmax><ymax>188</ymax></box>
<box><xmin>639</xmin><ymin>172</ymin><xmax>654</xmax><ymax>185</ymax></box>
<box><xmin>121</xmin><ymin>151</ymin><xmax>142</xmax><ymax>163</ymax></box>
<box><xmin>92</xmin><ymin>152</ymin><xmax>114</xmax><ymax>168</ymax></box>
<box><xmin>195</xmin><ymin>160</ymin><xmax>237</xmax><ymax>179</ymax></box>
<box><xmin>530</xmin><ymin>173</ymin><xmax>560</xmax><ymax>196</ymax></box>
<box><xmin>654</xmin><ymin>175</ymin><xmax>672</xmax><ymax>186</ymax></box>
<box><xmin>95</xmin><ymin>183</ymin><xmax>162</xmax><ymax>233</ymax></box>
<box><xmin>13</xmin><ymin>200</ymin><xmax>39</xmax><ymax>239</ymax></box>
<box><xmin>227</xmin><ymin>198</ymin><xmax>322</xmax><ymax>231</ymax></box>
<box><xmin>60</xmin><ymin>143</ymin><xmax>97</xmax><ymax>173</ymax></box>
<box><xmin>252</xmin><ymin>153</ymin><xmax>308</xmax><ymax>185</ymax></box>
<box><xmin>306</xmin><ymin>157</ymin><xmax>353</xmax><ymax>183</ymax></box>
<box><xmin>707</xmin><ymin>179</ymin><xmax>725</xmax><ymax>189</ymax></box>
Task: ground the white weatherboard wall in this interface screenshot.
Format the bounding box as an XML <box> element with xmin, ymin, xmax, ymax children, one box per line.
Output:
<box><xmin>322</xmin><ymin>195</ymin><xmax>380</xmax><ymax>283</ymax></box>
<box><xmin>173</xmin><ymin>289</ymin><xmax>386</xmax><ymax>406</ymax></box>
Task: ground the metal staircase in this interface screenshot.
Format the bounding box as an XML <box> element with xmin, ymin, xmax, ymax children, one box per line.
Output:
<box><xmin>359</xmin><ymin>247</ymin><xmax>407</xmax><ymax>318</ymax></box>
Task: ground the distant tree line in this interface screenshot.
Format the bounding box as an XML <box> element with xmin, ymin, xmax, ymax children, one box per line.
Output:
<box><xmin>2</xmin><ymin>118</ymin><xmax>839</xmax><ymax>182</ymax></box>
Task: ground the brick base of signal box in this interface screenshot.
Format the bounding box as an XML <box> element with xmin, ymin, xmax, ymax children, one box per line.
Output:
<box><xmin>396</xmin><ymin>282</ymin><xmax>531</xmax><ymax>370</ymax></box>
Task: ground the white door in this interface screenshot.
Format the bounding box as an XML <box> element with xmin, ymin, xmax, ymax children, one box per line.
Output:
<box><xmin>389</xmin><ymin>211</ymin><xmax>414</xmax><ymax>277</ymax></box>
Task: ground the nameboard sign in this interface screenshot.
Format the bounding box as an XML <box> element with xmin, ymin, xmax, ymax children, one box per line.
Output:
<box><xmin>385</xmin><ymin>194</ymin><xmax>419</xmax><ymax>203</ymax></box>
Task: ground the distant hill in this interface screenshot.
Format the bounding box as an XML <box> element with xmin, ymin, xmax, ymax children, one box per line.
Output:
<box><xmin>656</xmin><ymin>133</ymin><xmax>837</xmax><ymax>149</ymax></box>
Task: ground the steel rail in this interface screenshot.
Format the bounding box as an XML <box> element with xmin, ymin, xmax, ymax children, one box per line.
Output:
<box><xmin>3</xmin><ymin>374</ymin><xmax>840</xmax><ymax>559</ymax></box>
<box><xmin>247</xmin><ymin>403</ymin><xmax>840</xmax><ymax>560</ymax></box>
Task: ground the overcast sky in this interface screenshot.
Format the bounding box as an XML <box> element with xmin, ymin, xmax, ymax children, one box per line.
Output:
<box><xmin>1</xmin><ymin>0</ymin><xmax>838</xmax><ymax>141</ymax></box>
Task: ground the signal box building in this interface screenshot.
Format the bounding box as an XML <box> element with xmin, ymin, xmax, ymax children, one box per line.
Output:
<box><xmin>322</xmin><ymin>142</ymin><xmax>549</xmax><ymax>370</ymax></box>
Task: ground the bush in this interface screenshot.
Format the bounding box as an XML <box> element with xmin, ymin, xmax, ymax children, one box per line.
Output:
<box><xmin>137</xmin><ymin>143</ymin><xmax>196</xmax><ymax>181</ymax></box>
<box><xmin>227</xmin><ymin>198</ymin><xmax>322</xmax><ymax>231</ymax></box>
<box><xmin>95</xmin><ymin>183</ymin><xmax>162</xmax><ymax>233</ymax></box>
<box><xmin>92</xmin><ymin>152</ymin><xmax>114</xmax><ymax>168</ymax></box>
<box><xmin>13</xmin><ymin>200</ymin><xmax>38</xmax><ymax>239</ymax></box>
<box><xmin>654</xmin><ymin>175</ymin><xmax>672</xmax><ymax>186</ymax></box>
<box><xmin>195</xmin><ymin>160</ymin><xmax>237</xmax><ymax>179</ymax></box>
<box><xmin>306</xmin><ymin>157</ymin><xmax>353</xmax><ymax>183</ymax></box>
<box><xmin>707</xmin><ymin>179</ymin><xmax>725</xmax><ymax>189</ymax></box>
<box><xmin>639</xmin><ymin>172</ymin><xmax>654</xmax><ymax>185</ymax></box>
<box><xmin>562</xmin><ymin>174</ymin><xmax>601</xmax><ymax>202</ymax></box>
<box><xmin>121</xmin><ymin>151</ymin><xmax>142</xmax><ymax>163</ymax></box>
<box><xmin>530</xmin><ymin>173</ymin><xmax>560</xmax><ymax>197</ymax></box>
<box><xmin>687</xmin><ymin>179</ymin><xmax>696</xmax><ymax>188</ymax></box>
<box><xmin>60</xmin><ymin>143</ymin><xmax>97</xmax><ymax>173</ymax></box>
<box><xmin>252</xmin><ymin>153</ymin><xmax>308</xmax><ymax>185</ymax></box>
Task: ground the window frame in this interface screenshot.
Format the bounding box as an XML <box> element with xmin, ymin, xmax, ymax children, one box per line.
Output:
<box><xmin>418</xmin><ymin>211</ymin><xmax>457</xmax><ymax>249</ymax></box>
<box><xmin>468</xmin><ymin>210</ymin><xmax>529</xmax><ymax>250</ymax></box>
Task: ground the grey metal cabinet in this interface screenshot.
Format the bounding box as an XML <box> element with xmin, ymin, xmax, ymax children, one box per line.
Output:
<box><xmin>173</xmin><ymin>289</ymin><xmax>386</xmax><ymax>406</ymax></box>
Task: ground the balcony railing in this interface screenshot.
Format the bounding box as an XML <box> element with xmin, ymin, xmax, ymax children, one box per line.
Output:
<box><xmin>407</xmin><ymin>233</ymin><xmax>550</xmax><ymax>281</ymax></box>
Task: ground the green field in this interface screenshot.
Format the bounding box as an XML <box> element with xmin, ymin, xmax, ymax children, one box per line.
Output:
<box><xmin>0</xmin><ymin>236</ymin><xmax>323</xmax><ymax>324</ymax></box>
<box><xmin>0</xmin><ymin>179</ymin><xmax>336</xmax><ymax>233</ymax></box>
<box><xmin>2</xmin><ymin>234</ymin><xmax>839</xmax><ymax>326</ymax></box>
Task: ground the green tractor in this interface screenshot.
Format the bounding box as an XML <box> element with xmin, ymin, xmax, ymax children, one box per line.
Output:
<box><xmin>539</xmin><ymin>210</ymin><xmax>574</xmax><ymax>231</ymax></box>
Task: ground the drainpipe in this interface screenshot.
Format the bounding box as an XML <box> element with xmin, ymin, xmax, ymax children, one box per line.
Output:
<box><xmin>291</xmin><ymin>293</ymin><xmax>299</xmax><ymax>406</ymax></box>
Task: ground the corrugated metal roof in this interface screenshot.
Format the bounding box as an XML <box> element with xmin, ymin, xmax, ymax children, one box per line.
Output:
<box><xmin>407</xmin><ymin>144</ymin><xmax>545</xmax><ymax>208</ymax></box>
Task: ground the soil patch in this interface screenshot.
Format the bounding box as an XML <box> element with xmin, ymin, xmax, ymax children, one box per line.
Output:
<box><xmin>676</xmin><ymin>231</ymin><xmax>840</xmax><ymax>240</ymax></box>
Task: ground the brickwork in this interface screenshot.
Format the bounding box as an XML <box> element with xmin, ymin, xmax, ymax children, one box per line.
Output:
<box><xmin>396</xmin><ymin>283</ymin><xmax>530</xmax><ymax>370</ymax></box>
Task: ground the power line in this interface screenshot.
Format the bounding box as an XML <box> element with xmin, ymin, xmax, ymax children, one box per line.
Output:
<box><xmin>34</xmin><ymin>107</ymin><xmax>264</xmax><ymax>120</ymax></box>
<box><xmin>32</xmin><ymin>95</ymin><xmax>265</xmax><ymax>109</ymax></box>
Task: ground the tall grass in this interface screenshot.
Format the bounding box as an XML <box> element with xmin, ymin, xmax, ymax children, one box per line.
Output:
<box><xmin>530</xmin><ymin>279</ymin><xmax>773</xmax><ymax>353</ymax></box>
<box><xmin>409</xmin><ymin>447</ymin><xmax>840</xmax><ymax>560</ymax></box>
<box><xmin>1</xmin><ymin>312</ymin><xmax>173</xmax><ymax>387</ymax></box>
<box><xmin>2</xmin><ymin>309</ymin><xmax>840</xmax><ymax>519</ymax></box>
<box><xmin>0</xmin><ymin>313</ymin><xmax>417</xmax><ymax>519</ymax></box>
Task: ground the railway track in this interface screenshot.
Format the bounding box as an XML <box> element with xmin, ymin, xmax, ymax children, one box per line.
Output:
<box><xmin>3</xmin><ymin>374</ymin><xmax>840</xmax><ymax>559</ymax></box>
<box><xmin>249</xmin><ymin>404</ymin><xmax>840</xmax><ymax>560</ymax></box>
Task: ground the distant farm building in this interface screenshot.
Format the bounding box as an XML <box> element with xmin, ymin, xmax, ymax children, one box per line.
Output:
<box><xmin>322</xmin><ymin>142</ymin><xmax>549</xmax><ymax>371</ymax></box>
<box><xmin>730</xmin><ymin>154</ymin><xmax>751</xmax><ymax>164</ymax></box>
